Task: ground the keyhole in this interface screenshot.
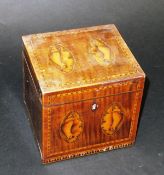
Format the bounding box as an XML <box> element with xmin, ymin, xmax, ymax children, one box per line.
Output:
<box><xmin>92</xmin><ymin>103</ymin><xmax>98</xmax><ymax>111</ymax></box>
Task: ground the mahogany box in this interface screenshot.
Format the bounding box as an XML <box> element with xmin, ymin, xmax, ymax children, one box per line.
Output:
<box><xmin>22</xmin><ymin>24</ymin><xmax>145</xmax><ymax>164</ymax></box>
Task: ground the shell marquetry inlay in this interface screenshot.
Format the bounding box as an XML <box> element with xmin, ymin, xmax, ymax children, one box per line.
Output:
<box><xmin>88</xmin><ymin>38</ymin><xmax>115</xmax><ymax>66</ymax></box>
<box><xmin>60</xmin><ymin>112</ymin><xmax>83</xmax><ymax>143</ymax></box>
<box><xmin>49</xmin><ymin>44</ymin><xmax>74</xmax><ymax>72</ymax></box>
<box><xmin>101</xmin><ymin>103</ymin><xmax>125</xmax><ymax>135</ymax></box>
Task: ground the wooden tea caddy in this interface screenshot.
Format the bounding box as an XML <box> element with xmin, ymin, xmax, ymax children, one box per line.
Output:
<box><xmin>22</xmin><ymin>24</ymin><xmax>145</xmax><ymax>164</ymax></box>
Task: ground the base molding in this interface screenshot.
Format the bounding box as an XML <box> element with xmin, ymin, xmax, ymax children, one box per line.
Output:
<box><xmin>42</xmin><ymin>140</ymin><xmax>135</xmax><ymax>164</ymax></box>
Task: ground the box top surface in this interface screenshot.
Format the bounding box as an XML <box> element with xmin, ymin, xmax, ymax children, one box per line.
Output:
<box><xmin>22</xmin><ymin>24</ymin><xmax>145</xmax><ymax>94</ymax></box>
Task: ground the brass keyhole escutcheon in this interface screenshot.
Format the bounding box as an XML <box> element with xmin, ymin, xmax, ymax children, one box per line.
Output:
<box><xmin>60</xmin><ymin>112</ymin><xmax>83</xmax><ymax>143</ymax></box>
<box><xmin>101</xmin><ymin>103</ymin><xmax>125</xmax><ymax>135</ymax></box>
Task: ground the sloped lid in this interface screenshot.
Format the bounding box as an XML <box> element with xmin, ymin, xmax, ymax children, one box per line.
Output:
<box><xmin>22</xmin><ymin>24</ymin><xmax>145</xmax><ymax>94</ymax></box>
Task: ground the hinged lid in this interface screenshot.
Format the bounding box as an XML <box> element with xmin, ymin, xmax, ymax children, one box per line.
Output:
<box><xmin>22</xmin><ymin>24</ymin><xmax>145</xmax><ymax>95</ymax></box>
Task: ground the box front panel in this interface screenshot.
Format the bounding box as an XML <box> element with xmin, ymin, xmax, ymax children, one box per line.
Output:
<box><xmin>43</xmin><ymin>89</ymin><xmax>143</xmax><ymax>162</ymax></box>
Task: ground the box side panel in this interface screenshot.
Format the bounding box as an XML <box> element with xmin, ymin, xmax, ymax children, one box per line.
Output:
<box><xmin>22</xmin><ymin>46</ymin><xmax>42</xmax><ymax>98</ymax></box>
<box><xmin>42</xmin><ymin>78</ymin><xmax>145</xmax><ymax>163</ymax></box>
<box><xmin>23</xmin><ymin>53</ymin><xmax>42</xmax><ymax>152</ymax></box>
